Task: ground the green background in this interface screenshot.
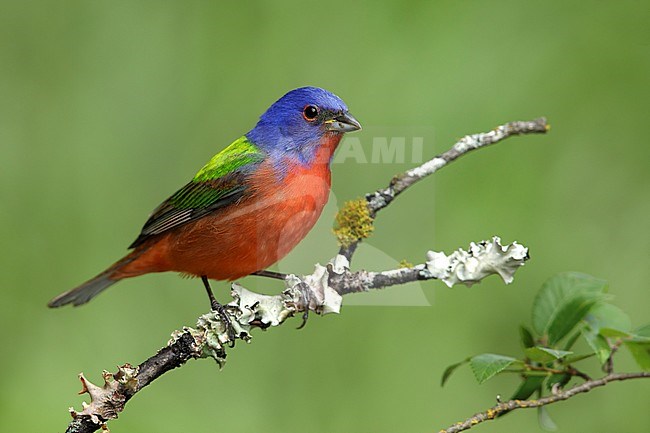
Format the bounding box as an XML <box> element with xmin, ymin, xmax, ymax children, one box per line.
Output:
<box><xmin>1</xmin><ymin>1</ymin><xmax>649</xmax><ymax>432</ymax></box>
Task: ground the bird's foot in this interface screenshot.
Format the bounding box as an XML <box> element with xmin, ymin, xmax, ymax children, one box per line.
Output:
<box><xmin>211</xmin><ymin>299</ymin><xmax>237</xmax><ymax>347</ymax></box>
<box><xmin>201</xmin><ymin>275</ymin><xmax>236</xmax><ymax>347</ymax></box>
<box><xmin>296</xmin><ymin>281</ymin><xmax>312</xmax><ymax>330</ymax></box>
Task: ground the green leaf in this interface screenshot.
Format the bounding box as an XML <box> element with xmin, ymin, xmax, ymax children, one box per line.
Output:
<box><xmin>563</xmin><ymin>352</ymin><xmax>596</xmax><ymax>364</ymax></box>
<box><xmin>470</xmin><ymin>354</ymin><xmax>520</xmax><ymax>384</ymax></box>
<box><xmin>599</xmin><ymin>327</ymin><xmax>632</xmax><ymax>339</ymax></box>
<box><xmin>519</xmin><ymin>325</ymin><xmax>535</xmax><ymax>349</ymax></box>
<box><xmin>532</xmin><ymin>272</ymin><xmax>608</xmax><ymax>336</ymax></box>
<box><xmin>585</xmin><ymin>303</ymin><xmax>631</xmax><ymax>334</ymax></box>
<box><xmin>582</xmin><ymin>328</ymin><xmax>611</xmax><ymax>364</ymax></box>
<box><xmin>563</xmin><ymin>331</ymin><xmax>581</xmax><ymax>351</ymax></box>
<box><xmin>634</xmin><ymin>324</ymin><xmax>650</xmax><ymax>336</ymax></box>
<box><xmin>629</xmin><ymin>334</ymin><xmax>650</xmax><ymax>343</ymax></box>
<box><xmin>627</xmin><ymin>324</ymin><xmax>650</xmax><ymax>343</ymax></box>
<box><xmin>525</xmin><ymin>346</ymin><xmax>573</xmax><ymax>363</ymax></box>
<box><xmin>625</xmin><ymin>341</ymin><xmax>650</xmax><ymax>371</ymax></box>
<box><xmin>547</xmin><ymin>295</ymin><xmax>603</xmax><ymax>345</ymax></box>
<box><xmin>625</xmin><ymin>324</ymin><xmax>650</xmax><ymax>370</ymax></box>
<box><xmin>510</xmin><ymin>375</ymin><xmax>545</xmax><ymax>400</ymax></box>
<box><xmin>531</xmin><ymin>272</ymin><xmax>608</xmax><ymax>345</ymax></box>
<box><xmin>538</xmin><ymin>406</ymin><xmax>558</xmax><ymax>431</ymax></box>
<box><xmin>441</xmin><ymin>358</ymin><xmax>470</xmax><ymax>387</ymax></box>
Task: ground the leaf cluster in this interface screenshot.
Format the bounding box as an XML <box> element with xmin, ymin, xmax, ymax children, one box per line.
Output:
<box><xmin>442</xmin><ymin>272</ymin><xmax>650</xmax><ymax>429</ymax></box>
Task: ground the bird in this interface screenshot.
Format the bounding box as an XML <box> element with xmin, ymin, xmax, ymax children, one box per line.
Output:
<box><xmin>48</xmin><ymin>87</ymin><xmax>361</xmax><ymax>314</ymax></box>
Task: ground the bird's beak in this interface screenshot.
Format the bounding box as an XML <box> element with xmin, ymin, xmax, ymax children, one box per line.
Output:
<box><xmin>326</xmin><ymin>112</ymin><xmax>362</xmax><ymax>133</ymax></box>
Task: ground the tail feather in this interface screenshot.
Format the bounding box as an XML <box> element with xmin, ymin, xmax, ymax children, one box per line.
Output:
<box><xmin>48</xmin><ymin>251</ymin><xmax>142</xmax><ymax>308</ymax></box>
<box><xmin>48</xmin><ymin>272</ymin><xmax>117</xmax><ymax>307</ymax></box>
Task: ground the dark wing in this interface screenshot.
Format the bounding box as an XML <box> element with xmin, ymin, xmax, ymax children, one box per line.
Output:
<box><xmin>128</xmin><ymin>172</ymin><xmax>248</xmax><ymax>248</ymax></box>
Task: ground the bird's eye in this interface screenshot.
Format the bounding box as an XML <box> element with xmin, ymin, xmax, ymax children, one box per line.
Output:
<box><xmin>302</xmin><ymin>105</ymin><xmax>319</xmax><ymax>121</ymax></box>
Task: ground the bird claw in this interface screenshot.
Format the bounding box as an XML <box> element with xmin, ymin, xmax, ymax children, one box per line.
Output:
<box><xmin>297</xmin><ymin>310</ymin><xmax>309</xmax><ymax>330</ymax></box>
<box><xmin>202</xmin><ymin>275</ymin><xmax>236</xmax><ymax>347</ymax></box>
<box><xmin>211</xmin><ymin>300</ymin><xmax>236</xmax><ymax>348</ymax></box>
<box><xmin>296</xmin><ymin>282</ymin><xmax>312</xmax><ymax>330</ymax></box>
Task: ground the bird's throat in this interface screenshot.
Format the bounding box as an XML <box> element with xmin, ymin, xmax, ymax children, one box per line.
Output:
<box><xmin>312</xmin><ymin>132</ymin><xmax>344</xmax><ymax>167</ymax></box>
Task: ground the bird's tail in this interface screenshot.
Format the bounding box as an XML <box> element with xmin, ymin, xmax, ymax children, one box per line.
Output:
<box><xmin>47</xmin><ymin>272</ymin><xmax>117</xmax><ymax>307</ymax></box>
<box><xmin>48</xmin><ymin>253</ymin><xmax>139</xmax><ymax>308</ymax></box>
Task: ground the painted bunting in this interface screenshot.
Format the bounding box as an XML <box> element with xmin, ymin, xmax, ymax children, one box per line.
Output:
<box><xmin>48</xmin><ymin>87</ymin><xmax>361</xmax><ymax>310</ymax></box>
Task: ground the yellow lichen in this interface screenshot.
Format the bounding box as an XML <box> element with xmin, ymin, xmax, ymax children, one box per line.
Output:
<box><xmin>333</xmin><ymin>198</ymin><xmax>374</xmax><ymax>247</ymax></box>
<box><xmin>398</xmin><ymin>259</ymin><xmax>413</xmax><ymax>268</ymax></box>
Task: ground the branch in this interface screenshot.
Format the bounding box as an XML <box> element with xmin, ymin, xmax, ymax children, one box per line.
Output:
<box><xmin>438</xmin><ymin>372</ymin><xmax>650</xmax><ymax>433</ymax></box>
<box><xmin>65</xmin><ymin>333</ymin><xmax>200</xmax><ymax>433</ymax></box>
<box><xmin>339</xmin><ymin>117</ymin><xmax>548</xmax><ymax>259</ymax></box>
<box><xmin>65</xmin><ymin>237</ymin><xmax>530</xmax><ymax>433</ymax></box>
<box><xmin>60</xmin><ymin>118</ymin><xmax>546</xmax><ymax>433</ymax></box>
<box><xmin>332</xmin><ymin>237</ymin><xmax>529</xmax><ymax>294</ymax></box>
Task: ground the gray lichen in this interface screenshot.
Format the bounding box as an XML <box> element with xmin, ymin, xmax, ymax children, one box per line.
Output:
<box><xmin>71</xmin><ymin>364</ymin><xmax>138</xmax><ymax>425</ymax></box>
<box><xmin>173</xmin><ymin>259</ymin><xmax>346</xmax><ymax>367</ymax></box>
<box><xmin>425</xmin><ymin>236</ymin><xmax>529</xmax><ymax>287</ymax></box>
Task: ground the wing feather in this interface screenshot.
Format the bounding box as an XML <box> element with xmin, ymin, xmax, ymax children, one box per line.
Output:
<box><xmin>128</xmin><ymin>136</ymin><xmax>264</xmax><ymax>248</ymax></box>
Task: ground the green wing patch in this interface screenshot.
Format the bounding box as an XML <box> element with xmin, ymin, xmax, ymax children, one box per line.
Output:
<box><xmin>129</xmin><ymin>136</ymin><xmax>264</xmax><ymax>248</ymax></box>
<box><xmin>193</xmin><ymin>136</ymin><xmax>264</xmax><ymax>182</ymax></box>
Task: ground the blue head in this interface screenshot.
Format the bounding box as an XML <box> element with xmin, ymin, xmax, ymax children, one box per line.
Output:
<box><xmin>247</xmin><ymin>87</ymin><xmax>361</xmax><ymax>166</ymax></box>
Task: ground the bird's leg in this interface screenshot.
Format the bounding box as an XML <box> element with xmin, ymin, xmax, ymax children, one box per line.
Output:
<box><xmin>251</xmin><ymin>269</ymin><xmax>288</xmax><ymax>280</ymax></box>
<box><xmin>201</xmin><ymin>276</ymin><xmax>235</xmax><ymax>347</ymax></box>
<box><xmin>296</xmin><ymin>281</ymin><xmax>311</xmax><ymax>330</ymax></box>
<box><xmin>201</xmin><ymin>275</ymin><xmax>220</xmax><ymax>309</ymax></box>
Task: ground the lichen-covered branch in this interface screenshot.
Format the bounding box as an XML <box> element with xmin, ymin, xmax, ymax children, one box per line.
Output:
<box><xmin>63</xmin><ymin>237</ymin><xmax>528</xmax><ymax>433</ymax></box>
<box><xmin>331</xmin><ymin>237</ymin><xmax>528</xmax><ymax>294</ymax></box>
<box><xmin>339</xmin><ymin>117</ymin><xmax>548</xmax><ymax>259</ymax></box>
<box><xmin>184</xmin><ymin>236</ymin><xmax>529</xmax><ymax>366</ymax></box>
<box><xmin>60</xmin><ymin>118</ymin><xmax>546</xmax><ymax>433</ymax></box>
<box><xmin>65</xmin><ymin>332</ymin><xmax>201</xmax><ymax>433</ymax></box>
<box><xmin>438</xmin><ymin>372</ymin><xmax>650</xmax><ymax>433</ymax></box>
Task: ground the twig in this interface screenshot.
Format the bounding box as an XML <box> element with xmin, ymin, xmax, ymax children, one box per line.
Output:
<box><xmin>438</xmin><ymin>372</ymin><xmax>650</xmax><ymax>433</ymax></box>
<box><xmin>65</xmin><ymin>333</ymin><xmax>201</xmax><ymax>433</ymax></box>
<box><xmin>524</xmin><ymin>364</ymin><xmax>592</xmax><ymax>382</ymax></box>
<box><xmin>567</xmin><ymin>366</ymin><xmax>592</xmax><ymax>382</ymax></box>
<box><xmin>332</xmin><ymin>237</ymin><xmax>528</xmax><ymax>294</ymax></box>
<box><xmin>340</xmin><ymin>117</ymin><xmax>548</xmax><ymax>260</ymax></box>
<box><xmin>604</xmin><ymin>339</ymin><xmax>623</xmax><ymax>374</ymax></box>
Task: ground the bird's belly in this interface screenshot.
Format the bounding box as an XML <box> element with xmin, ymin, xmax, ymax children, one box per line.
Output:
<box><xmin>166</xmin><ymin>170</ymin><xmax>331</xmax><ymax>280</ymax></box>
